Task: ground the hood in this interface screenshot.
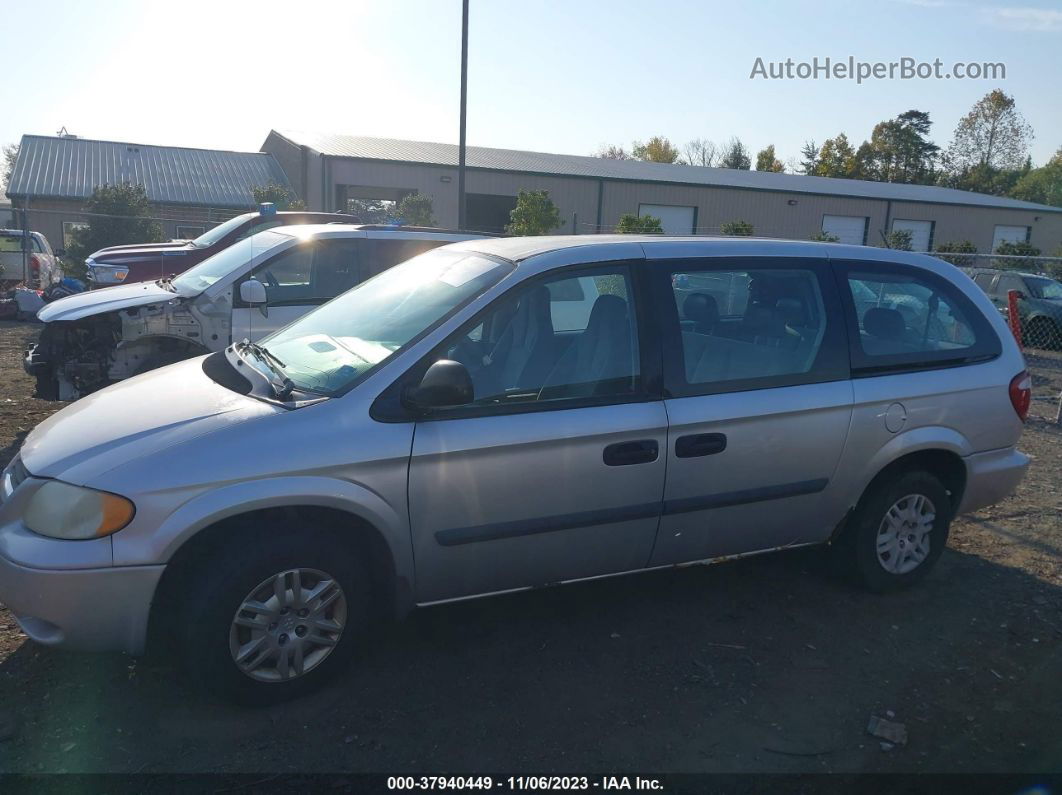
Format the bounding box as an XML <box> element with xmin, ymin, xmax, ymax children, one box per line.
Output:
<box><xmin>91</xmin><ymin>241</ymin><xmax>195</xmax><ymax>260</ymax></box>
<box><xmin>20</xmin><ymin>357</ymin><xmax>281</xmax><ymax>483</ymax></box>
<box><xmin>38</xmin><ymin>280</ymin><xmax>181</xmax><ymax>322</ymax></box>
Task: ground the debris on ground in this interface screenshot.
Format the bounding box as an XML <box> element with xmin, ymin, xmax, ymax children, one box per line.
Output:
<box><xmin>867</xmin><ymin>715</ymin><xmax>908</xmax><ymax>746</ymax></box>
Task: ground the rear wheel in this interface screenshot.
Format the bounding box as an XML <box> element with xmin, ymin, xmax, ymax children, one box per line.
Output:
<box><xmin>835</xmin><ymin>470</ymin><xmax>951</xmax><ymax>592</ymax></box>
<box><xmin>176</xmin><ymin>525</ymin><xmax>370</xmax><ymax>705</ymax></box>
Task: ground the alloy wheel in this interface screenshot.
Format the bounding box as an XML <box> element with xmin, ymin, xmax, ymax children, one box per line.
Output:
<box><xmin>876</xmin><ymin>494</ymin><xmax>936</xmax><ymax>575</ymax></box>
<box><xmin>228</xmin><ymin>568</ymin><xmax>347</xmax><ymax>683</ymax></box>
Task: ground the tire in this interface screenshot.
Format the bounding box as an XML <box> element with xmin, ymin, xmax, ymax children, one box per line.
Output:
<box><xmin>175</xmin><ymin>524</ymin><xmax>371</xmax><ymax>705</ymax></box>
<box><xmin>132</xmin><ymin>343</ymin><xmax>201</xmax><ymax>376</ymax></box>
<box><xmin>835</xmin><ymin>470</ymin><xmax>952</xmax><ymax>592</ymax></box>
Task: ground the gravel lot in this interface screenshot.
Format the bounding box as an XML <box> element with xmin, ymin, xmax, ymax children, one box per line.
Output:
<box><xmin>0</xmin><ymin>319</ymin><xmax>1059</xmax><ymax>775</ymax></box>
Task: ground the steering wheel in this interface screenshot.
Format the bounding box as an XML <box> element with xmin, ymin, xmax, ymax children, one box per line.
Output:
<box><xmin>261</xmin><ymin>270</ymin><xmax>280</xmax><ymax>290</ymax></box>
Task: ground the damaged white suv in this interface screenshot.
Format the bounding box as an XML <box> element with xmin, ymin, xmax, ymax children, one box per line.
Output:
<box><xmin>25</xmin><ymin>225</ymin><xmax>486</xmax><ymax>400</ymax></box>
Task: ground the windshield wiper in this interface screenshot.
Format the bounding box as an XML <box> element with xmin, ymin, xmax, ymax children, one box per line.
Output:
<box><xmin>156</xmin><ymin>277</ymin><xmax>177</xmax><ymax>292</ymax></box>
<box><xmin>237</xmin><ymin>340</ymin><xmax>294</xmax><ymax>400</ymax></box>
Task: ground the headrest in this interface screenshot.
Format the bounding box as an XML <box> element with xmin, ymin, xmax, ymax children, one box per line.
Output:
<box><xmin>864</xmin><ymin>307</ymin><xmax>905</xmax><ymax>340</ymax></box>
<box><xmin>586</xmin><ymin>294</ymin><xmax>628</xmax><ymax>332</ymax></box>
<box><xmin>682</xmin><ymin>292</ymin><xmax>719</xmax><ymax>327</ymax></box>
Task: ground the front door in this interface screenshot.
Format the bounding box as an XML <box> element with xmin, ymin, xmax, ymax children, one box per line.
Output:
<box><xmin>407</xmin><ymin>264</ymin><xmax>668</xmax><ymax>602</ymax></box>
<box><xmin>649</xmin><ymin>257</ymin><xmax>854</xmax><ymax>565</ymax></box>
<box><xmin>231</xmin><ymin>238</ymin><xmax>364</xmax><ymax>342</ymax></box>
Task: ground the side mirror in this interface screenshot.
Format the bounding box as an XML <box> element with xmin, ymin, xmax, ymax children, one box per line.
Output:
<box><xmin>54</xmin><ymin>247</ymin><xmax>66</xmax><ymax>258</ymax></box>
<box><xmin>403</xmin><ymin>360</ymin><xmax>474</xmax><ymax>412</ymax></box>
<box><xmin>240</xmin><ymin>278</ymin><xmax>268</xmax><ymax>316</ymax></box>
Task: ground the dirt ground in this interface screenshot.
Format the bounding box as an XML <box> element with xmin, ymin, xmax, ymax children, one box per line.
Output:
<box><xmin>0</xmin><ymin>319</ymin><xmax>1058</xmax><ymax>776</ymax></box>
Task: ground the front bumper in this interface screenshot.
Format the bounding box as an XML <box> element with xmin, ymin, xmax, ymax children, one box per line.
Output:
<box><xmin>958</xmin><ymin>446</ymin><xmax>1030</xmax><ymax>515</ymax></box>
<box><xmin>0</xmin><ymin>552</ymin><xmax>164</xmax><ymax>655</ymax></box>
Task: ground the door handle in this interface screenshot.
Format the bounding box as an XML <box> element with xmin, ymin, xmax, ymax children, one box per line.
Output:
<box><xmin>603</xmin><ymin>439</ymin><xmax>659</xmax><ymax>467</ymax></box>
<box><xmin>675</xmin><ymin>432</ymin><xmax>727</xmax><ymax>458</ymax></box>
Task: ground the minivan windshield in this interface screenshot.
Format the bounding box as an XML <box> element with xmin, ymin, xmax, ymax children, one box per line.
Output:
<box><xmin>190</xmin><ymin>213</ymin><xmax>253</xmax><ymax>248</ymax></box>
<box><xmin>172</xmin><ymin>230</ymin><xmax>289</xmax><ymax>295</ymax></box>
<box><xmin>1025</xmin><ymin>276</ymin><xmax>1062</xmax><ymax>300</ymax></box>
<box><xmin>256</xmin><ymin>248</ymin><xmax>512</xmax><ymax>396</ymax></box>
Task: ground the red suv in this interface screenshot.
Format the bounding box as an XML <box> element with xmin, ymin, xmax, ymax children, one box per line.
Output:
<box><xmin>84</xmin><ymin>206</ymin><xmax>359</xmax><ymax>288</ymax></box>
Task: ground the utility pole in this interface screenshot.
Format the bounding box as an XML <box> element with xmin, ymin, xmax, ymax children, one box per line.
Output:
<box><xmin>457</xmin><ymin>0</ymin><xmax>469</xmax><ymax>230</ymax></box>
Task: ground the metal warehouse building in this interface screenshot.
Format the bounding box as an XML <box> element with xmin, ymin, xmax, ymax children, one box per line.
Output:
<box><xmin>6</xmin><ymin>134</ymin><xmax>293</xmax><ymax>249</ymax></box>
<box><xmin>264</xmin><ymin>130</ymin><xmax>1062</xmax><ymax>254</ymax></box>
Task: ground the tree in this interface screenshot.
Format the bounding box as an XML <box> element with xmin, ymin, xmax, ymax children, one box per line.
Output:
<box><xmin>720</xmin><ymin>220</ymin><xmax>754</xmax><ymax>236</ymax></box>
<box><xmin>251</xmin><ymin>182</ymin><xmax>305</xmax><ymax>210</ymax></box>
<box><xmin>718</xmin><ymin>138</ymin><xmax>751</xmax><ymax>170</ymax></box>
<box><xmin>813</xmin><ymin>133</ymin><xmax>858</xmax><ymax>178</ymax></box>
<box><xmin>994</xmin><ymin>239</ymin><xmax>1040</xmax><ymax>269</ymax></box>
<box><xmin>347</xmin><ymin>198</ymin><xmax>394</xmax><ymax>223</ymax></box>
<box><xmin>615</xmin><ymin>213</ymin><xmax>663</xmax><ymax>234</ymax></box>
<box><xmin>1</xmin><ymin>143</ymin><xmax>18</xmax><ymax>194</ymax></box>
<box><xmin>67</xmin><ymin>183</ymin><xmax>163</xmax><ymax>264</ymax></box>
<box><xmin>632</xmin><ymin>136</ymin><xmax>680</xmax><ymax>163</ymax></box>
<box><xmin>394</xmin><ymin>192</ymin><xmax>437</xmax><ymax>226</ymax></box>
<box><xmin>810</xmin><ymin>231</ymin><xmax>840</xmax><ymax>242</ymax></box>
<box><xmin>1010</xmin><ymin>148</ymin><xmax>1062</xmax><ymax>207</ymax></box>
<box><xmin>885</xmin><ymin>229</ymin><xmax>913</xmax><ymax>251</ymax></box>
<box><xmin>506</xmin><ymin>189</ymin><xmax>561</xmax><ymax>236</ymax></box>
<box><xmin>946</xmin><ymin>89</ymin><xmax>1033</xmax><ymax>173</ymax></box>
<box><xmin>755</xmin><ymin>145</ymin><xmax>784</xmax><ymax>172</ymax></box>
<box><xmin>596</xmin><ymin>144</ymin><xmax>631</xmax><ymax>160</ymax></box>
<box><xmin>934</xmin><ymin>240</ymin><xmax>978</xmax><ymax>267</ymax></box>
<box><xmin>681</xmin><ymin>138</ymin><xmax>717</xmax><ymax>167</ymax></box>
<box><xmin>860</xmin><ymin>110</ymin><xmax>940</xmax><ymax>184</ymax></box>
<box><xmin>940</xmin><ymin>159</ymin><xmax>1029</xmax><ymax>196</ymax></box>
<box><xmin>799</xmin><ymin>140</ymin><xmax>819</xmax><ymax>175</ymax></box>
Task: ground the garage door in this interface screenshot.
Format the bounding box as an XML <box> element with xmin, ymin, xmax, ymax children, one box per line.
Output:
<box><xmin>822</xmin><ymin>215</ymin><xmax>867</xmax><ymax>245</ymax></box>
<box><xmin>639</xmin><ymin>204</ymin><xmax>695</xmax><ymax>235</ymax></box>
<box><xmin>992</xmin><ymin>225</ymin><xmax>1030</xmax><ymax>251</ymax></box>
<box><xmin>892</xmin><ymin>219</ymin><xmax>933</xmax><ymax>252</ymax></box>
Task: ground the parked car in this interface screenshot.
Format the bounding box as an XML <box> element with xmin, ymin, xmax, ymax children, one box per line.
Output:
<box><xmin>962</xmin><ymin>266</ymin><xmax>1062</xmax><ymax>349</ymax></box>
<box><xmin>25</xmin><ymin>225</ymin><xmax>488</xmax><ymax>400</ymax></box>
<box><xmin>0</xmin><ymin>229</ymin><xmax>63</xmax><ymax>289</ymax></box>
<box><xmin>82</xmin><ymin>206</ymin><xmax>360</xmax><ymax>287</ymax></box>
<box><xmin>0</xmin><ymin>236</ymin><xmax>1029</xmax><ymax>703</ymax></box>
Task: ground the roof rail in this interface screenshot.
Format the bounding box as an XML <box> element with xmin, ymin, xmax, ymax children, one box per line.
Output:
<box><xmin>353</xmin><ymin>224</ymin><xmax>504</xmax><ymax>237</ymax></box>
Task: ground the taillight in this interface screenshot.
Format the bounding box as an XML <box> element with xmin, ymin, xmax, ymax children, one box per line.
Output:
<box><xmin>1009</xmin><ymin>370</ymin><xmax>1032</xmax><ymax>422</ymax></box>
<box><xmin>29</xmin><ymin>254</ymin><xmax>41</xmax><ymax>275</ymax></box>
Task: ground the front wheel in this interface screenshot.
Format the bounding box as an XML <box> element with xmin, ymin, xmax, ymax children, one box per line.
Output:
<box><xmin>176</xmin><ymin>526</ymin><xmax>370</xmax><ymax>705</ymax></box>
<box><xmin>836</xmin><ymin>470</ymin><xmax>952</xmax><ymax>592</ymax></box>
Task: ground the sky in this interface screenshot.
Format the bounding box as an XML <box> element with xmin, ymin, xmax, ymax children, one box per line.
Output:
<box><xmin>2</xmin><ymin>0</ymin><xmax>1060</xmax><ymax>168</ymax></box>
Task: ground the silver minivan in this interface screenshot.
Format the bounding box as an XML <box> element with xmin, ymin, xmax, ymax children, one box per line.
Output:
<box><xmin>0</xmin><ymin>236</ymin><xmax>1031</xmax><ymax>703</ymax></box>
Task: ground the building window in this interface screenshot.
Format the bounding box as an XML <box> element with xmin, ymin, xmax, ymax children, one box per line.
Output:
<box><xmin>62</xmin><ymin>221</ymin><xmax>88</xmax><ymax>250</ymax></box>
<box><xmin>639</xmin><ymin>204</ymin><xmax>695</xmax><ymax>235</ymax></box>
<box><xmin>992</xmin><ymin>225</ymin><xmax>1030</xmax><ymax>251</ymax></box>
<box><xmin>175</xmin><ymin>225</ymin><xmax>206</xmax><ymax>240</ymax></box>
<box><xmin>891</xmin><ymin>219</ymin><xmax>935</xmax><ymax>252</ymax></box>
<box><xmin>822</xmin><ymin>215</ymin><xmax>869</xmax><ymax>245</ymax></box>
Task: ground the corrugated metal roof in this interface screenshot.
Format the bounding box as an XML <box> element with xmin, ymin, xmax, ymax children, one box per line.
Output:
<box><xmin>275</xmin><ymin>129</ymin><xmax>1062</xmax><ymax>214</ymax></box>
<box><xmin>7</xmin><ymin>135</ymin><xmax>292</xmax><ymax>208</ymax></box>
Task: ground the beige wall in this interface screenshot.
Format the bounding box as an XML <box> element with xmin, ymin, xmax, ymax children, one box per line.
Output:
<box><xmin>268</xmin><ymin>147</ymin><xmax>1062</xmax><ymax>256</ymax></box>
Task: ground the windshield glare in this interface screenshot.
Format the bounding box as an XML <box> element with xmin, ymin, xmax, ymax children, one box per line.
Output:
<box><xmin>258</xmin><ymin>249</ymin><xmax>512</xmax><ymax>396</ymax></box>
<box><xmin>172</xmin><ymin>231</ymin><xmax>289</xmax><ymax>295</ymax></box>
<box><xmin>190</xmin><ymin>213</ymin><xmax>254</xmax><ymax>248</ymax></box>
<box><xmin>1026</xmin><ymin>276</ymin><xmax>1062</xmax><ymax>300</ymax></box>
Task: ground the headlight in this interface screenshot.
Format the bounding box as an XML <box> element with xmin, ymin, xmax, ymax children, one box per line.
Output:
<box><xmin>90</xmin><ymin>264</ymin><xmax>130</xmax><ymax>283</ymax></box>
<box><xmin>24</xmin><ymin>481</ymin><xmax>135</xmax><ymax>540</ymax></box>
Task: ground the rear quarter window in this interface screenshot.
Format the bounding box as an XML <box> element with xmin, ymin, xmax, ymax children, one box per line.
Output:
<box><xmin>838</xmin><ymin>261</ymin><xmax>1001</xmax><ymax>374</ymax></box>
